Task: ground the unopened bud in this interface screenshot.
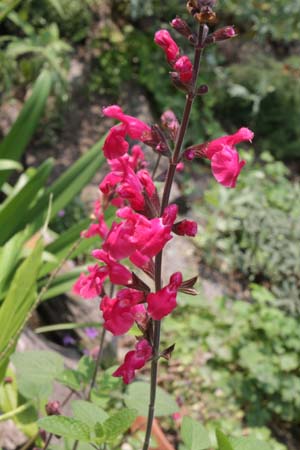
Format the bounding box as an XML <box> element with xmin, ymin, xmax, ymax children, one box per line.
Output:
<box><xmin>197</xmin><ymin>84</ymin><xmax>209</xmax><ymax>95</ymax></box>
<box><xmin>46</xmin><ymin>401</ymin><xmax>61</xmax><ymax>416</ymax></box>
<box><xmin>184</xmin><ymin>148</ymin><xmax>196</xmax><ymax>160</ymax></box>
<box><xmin>161</xmin><ymin>110</ymin><xmax>180</xmax><ymax>140</ymax></box>
<box><xmin>173</xmin><ymin>220</ymin><xmax>198</xmax><ymax>237</ymax></box>
<box><xmin>171</xmin><ymin>16</ymin><xmax>194</xmax><ymax>42</ymax></box>
<box><xmin>205</xmin><ymin>26</ymin><xmax>236</xmax><ymax>45</ymax></box>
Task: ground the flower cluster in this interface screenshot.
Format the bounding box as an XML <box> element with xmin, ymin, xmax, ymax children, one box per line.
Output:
<box><xmin>74</xmin><ymin>13</ymin><xmax>254</xmax><ymax>385</ymax></box>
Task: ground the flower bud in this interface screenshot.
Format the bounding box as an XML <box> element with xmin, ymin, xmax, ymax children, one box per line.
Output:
<box><xmin>173</xmin><ymin>220</ymin><xmax>198</xmax><ymax>236</ymax></box>
<box><xmin>154</xmin><ymin>30</ymin><xmax>180</xmax><ymax>63</ymax></box>
<box><xmin>169</xmin><ymin>72</ymin><xmax>190</xmax><ymax>93</ymax></box>
<box><xmin>171</xmin><ymin>16</ymin><xmax>194</xmax><ymax>42</ymax></box>
<box><xmin>205</xmin><ymin>26</ymin><xmax>236</xmax><ymax>45</ymax></box>
<box><xmin>197</xmin><ymin>84</ymin><xmax>209</xmax><ymax>95</ymax></box>
<box><xmin>46</xmin><ymin>401</ymin><xmax>61</xmax><ymax>416</ymax></box>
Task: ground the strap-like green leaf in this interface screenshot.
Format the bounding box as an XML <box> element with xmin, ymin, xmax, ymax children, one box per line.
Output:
<box><xmin>0</xmin><ymin>70</ymin><xmax>52</xmax><ymax>187</ymax></box>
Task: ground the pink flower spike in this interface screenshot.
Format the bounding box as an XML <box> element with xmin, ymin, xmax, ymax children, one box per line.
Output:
<box><xmin>211</xmin><ymin>145</ymin><xmax>246</xmax><ymax>188</ymax></box>
<box><xmin>174</xmin><ymin>56</ymin><xmax>193</xmax><ymax>83</ymax></box>
<box><xmin>103</xmin><ymin>124</ymin><xmax>129</xmax><ymax>159</ymax></box>
<box><xmin>73</xmin><ymin>265</ymin><xmax>108</xmax><ymax>299</ymax></box>
<box><xmin>154</xmin><ymin>30</ymin><xmax>180</xmax><ymax>63</ymax></box>
<box><xmin>147</xmin><ymin>272</ymin><xmax>183</xmax><ymax>320</ymax></box>
<box><xmin>113</xmin><ymin>339</ymin><xmax>152</xmax><ymax>384</ymax></box>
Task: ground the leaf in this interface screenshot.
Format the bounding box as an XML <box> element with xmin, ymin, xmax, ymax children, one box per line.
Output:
<box><xmin>56</xmin><ymin>369</ymin><xmax>82</xmax><ymax>391</ymax></box>
<box><xmin>102</xmin><ymin>408</ymin><xmax>137</xmax><ymax>443</ymax></box>
<box><xmin>216</xmin><ymin>430</ymin><xmax>234</xmax><ymax>450</ymax></box>
<box><xmin>38</xmin><ymin>416</ymin><xmax>91</xmax><ymax>442</ymax></box>
<box><xmin>0</xmin><ymin>230</ymin><xmax>27</xmax><ymax>299</ymax></box>
<box><xmin>77</xmin><ymin>356</ymin><xmax>96</xmax><ymax>385</ymax></box>
<box><xmin>0</xmin><ymin>240</ymin><xmax>43</xmax><ymax>380</ymax></box>
<box><xmin>11</xmin><ymin>350</ymin><xmax>64</xmax><ymax>399</ymax></box>
<box><xmin>230</xmin><ymin>436</ymin><xmax>272</xmax><ymax>450</ymax></box>
<box><xmin>0</xmin><ymin>159</ymin><xmax>23</xmax><ymax>171</ymax></box>
<box><xmin>181</xmin><ymin>417</ymin><xmax>211</xmax><ymax>450</ymax></box>
<box><xmin>0</xmin><ymin>0</ymin><xmax>22</xmax><ymax>22</ymax></box>
<box><xmin>0</xmin><ymin>160</ymin><xmax>53</xmax><ymax>244</ymax></box>
<box><xmin>71</xmin><ymin>400</ymin><xmax>108</xmax><ymax>427</ymax></box>
<box><xmin>124</xmin><ymin>382</ymin><xmax>178</xmax><ymax>417</ymax></box>
<box><xmin>0</xmin><ymin>70</ymin><xmax>52</xmax><ymax>187</ymax></box>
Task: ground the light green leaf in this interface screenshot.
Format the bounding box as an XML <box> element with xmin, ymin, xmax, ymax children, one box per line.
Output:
<box><xmin>230</xmin><ymin>436</ymin><xmax>272</xmax><ymax>450</ymax></box>
<box><xmin>102</xmin><ymin>408</ymin><xmax>137</xmax><ymax>443</ymax></box>
<box><xmin>0</xmin><ymin>240</ymin><xmax>43</xmax><ymax>380</ymax></box>
<box><xmin>11</xmin><ymin>350</ymin><xmax>64</xmax><ymax>399</ymax></box>
<box><xmin>71</xmin><ymin>400</ymin><xmax>108</xmax><ymax>427</ymax></box>
<box><xmin>181</xmin><ymin>417</ymin><xmax>211</xmax><ymax>450</ymax></box>
<box><xmin>216</xmin><ymin>430</ymin><xmax>234</xmax><ymax>450</ymax></box>
<box><xmin>38</xmin><ymin>416</ymin><xmax>91</xmax><ymax>441</ymax></box>
<box><xmin>56</xmin><ymin>369</ymin><xmax>82</xmax><ymax>391</ymax></box>
<box><xmin>0</xmin><ymin>159</ymin><xmax>23</xmax><ymax>171</ymax></box>
<box><xmin>124</xmin><ymin>382</ymin><xmax>178</xmax><ymax>417</ymax></box>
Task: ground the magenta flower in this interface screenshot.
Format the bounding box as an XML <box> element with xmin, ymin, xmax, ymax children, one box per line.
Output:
<box><xmin>92</xmin><ymin>249</ymin><xmax>132</xmax><ymax>285</ymax></box>
<box><xmin>103</xmin><ymin>105</ymin><xmax>150</xmax><ymax>141</ymax></box>
<box><xmin>103</xmin><ymin>206</ymin><xmax>176</xmax><ymax>262</ymax></box>
<box><xmin>154</xmin><ymin>30</ymin><xmax>180</xmax><ymax>63</ymax></box>
<box><xmin>174</xmin><ymin>56</ymin><xmax>193</xmax><ymax>83</ymax></box>
<box><xmin>147</xmin><ymin>272</ymin><xmax>183</xmax><ymax>320</ymax></box>
<box><xmin>185</xmin><ymin>127</ymin><xmax>254</xmax><ymax>188</ymax></box>
<box><xmin>100</xmin><ymin>288</ymin><xmax>145</xmax><ymax>336</ymax></box>
<box><xmin>103</xmin><ymin>124</ymin><xmax>129</xmax><ymax>159</ymax></box>
<box><xmin>113</xmin><ymin>339</ymin><xmax>152</xmax><ymax>384</ymax></box>
<box><xmin>173</xmin><ymin>219</ymin><xmax>198</xmax><ymax>237</ymax></box>
<box><xmin>73</xmin><ymin>265</ymin><xmax>108</xmax><ymax>299</ymax></box>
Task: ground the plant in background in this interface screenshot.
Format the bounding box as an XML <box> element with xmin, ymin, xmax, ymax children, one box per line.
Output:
<box><xmin>196</xmin><ymin>152</ymin><xmax>300</xmax><ymax>314</ymax></box>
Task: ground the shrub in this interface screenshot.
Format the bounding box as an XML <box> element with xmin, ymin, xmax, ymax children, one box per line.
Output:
<box><xmin>196</xmin><ymin>152</ymin><xmax>300</xmax><ymax>314</ymax></box>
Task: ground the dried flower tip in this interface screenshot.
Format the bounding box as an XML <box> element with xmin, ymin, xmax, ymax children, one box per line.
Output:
<box><xmin>46</xmin><ymin>401</ymin><xmax>61</xmax><ymax>416</ymax></box>
<box><xmin>195</xmin><ymin>9</ymin><xmax>217</xmax><ymax>25</ymax></box>
<box><xmin>171</xmin><ymin>16</ymin><xmax>194</xmax><ymax>41</ymax></box>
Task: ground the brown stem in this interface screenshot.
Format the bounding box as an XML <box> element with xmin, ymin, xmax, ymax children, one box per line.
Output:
<box><xmin>142</xmin><ymin>24</ymin><xmax>206</xmax><ymax>450</ymax></box>
<box><xmin>87</xmin><ymin>326</ymin><xmax>106</xmax><ymax>401</ymax></box>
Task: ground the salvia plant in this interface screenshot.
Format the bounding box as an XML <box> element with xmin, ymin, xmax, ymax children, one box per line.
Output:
<box><xmin>39</xmin><ymin>1</ymin><xmax>257</xmax><ymax>448</ymax></box>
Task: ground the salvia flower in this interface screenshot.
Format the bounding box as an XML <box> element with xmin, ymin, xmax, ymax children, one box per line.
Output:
<box><xmin>174</xmin><ymin>56</ymin><xmax>193</xmax><ymax>83</ymax></box>
<box><xmin>147</xmin><ymin>272</ymin><xmax>183</xmax><ymax>320</ymax></box>
<box><xmin>73</xmin><ymin>264</ymin><xmax>108</xmax><ymax>299</ymax></box>
<box><xmin>154</xmin><ymin>30</ymin><xmax>180</xmax><ymax>63</ymax></box>
<box><xmin>113</xmin><ymin>339</ymin><xmax>152</xmax><ymax>384</ymax></box>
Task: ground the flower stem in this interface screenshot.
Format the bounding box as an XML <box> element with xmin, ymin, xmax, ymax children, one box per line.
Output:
<box><xmin>142</xmin><ymin>24</ymin><xmax>206</xmax><ymax>450</ymax></box>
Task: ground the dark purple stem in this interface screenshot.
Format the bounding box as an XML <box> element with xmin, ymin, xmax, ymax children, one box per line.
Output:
<box><xmin>142</xmin><ymin>24</ymin><xmax>207</xmax><ymax>450</ymax></box>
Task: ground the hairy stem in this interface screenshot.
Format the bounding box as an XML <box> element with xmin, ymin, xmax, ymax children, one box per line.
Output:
<box><xmin>142</xmin><ymin>24</ymin><xmax>206</xmax><ymax>450</ymax></box>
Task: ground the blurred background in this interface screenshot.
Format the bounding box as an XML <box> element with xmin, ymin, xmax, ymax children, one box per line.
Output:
<box><xmin>1</xmin><ymin>1</ymin><xmax>300</xmax><ymax>449</ymax></box>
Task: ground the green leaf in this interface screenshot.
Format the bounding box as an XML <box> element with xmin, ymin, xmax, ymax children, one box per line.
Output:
<box><xmin>216</xmin><ymin>430</ymin><xmax>234</xmax><ymax>450</ymax></box>
<box><xmin>56</xmin><ymin>369</ymin><xmax>82</xmax><ymax>391</ymax></box>
<box><xmin>38</xmin><ymin>267</ymin><xmax>86</xmax><ymax>301</ymax></box>
<box><xmin>0</xmin><ymin>230</ymin><xmax>27</xmax><ymax>299</ymax></box>
<box><xmin>0</xmin><ymin>240</ymin><xmax>43</xmax><ymax>380</ymax></box>
<box><xmin>230</xmin><ymin>437</ymin><xmax>272</xmax><ymax>450</ymax></box>
<box><xmin>102</xmin><ymin>408</ymin><xmax>137</xmax><ymax>443</ymax></box>
<box><xmin>0</xmin><ymin>70</ymin><xmax>52</xmax><ymax>187</ymax></box>
<box><xmin>181</xmin><ymin>417</ymin><xmax>211</xmax><ymax>450</ymax></box>
<box><xmin>77</xmin><ymin>356</ymin><xmax>96</xmax><ymax>385</ymax></box>
<box><xmin>35</xmin><ymin>321</ymin><xmax>101</xmax><ymax>334</ymax></box>
<box><xmin>11</xmin><ymin>350</ymin><xmax>64</xmax><ymax>399</ymax></box>
<box><xmin>38</xmin><ymin>416</ymin><xmax>91</xmax><ymax>442</ymax></box>
<box><xmin>0</xmin><ymin>160</ymin><xmax>53</xmax><ymax>244</ymax></box>
<box><xmin>0</xmin><ymin>0</ymin><xmax>22</xmax><ymax>22</ymax></box>
<box><xmin>124</xmin><ymin>382</ymin><xmax>178</xmax><ymax>417</ymax></box>
<box><xmin>71</xmin><ymin>400</ymin><xmax>108</xmax><ymax>427</ymax></box>
<box><xmin>0</xmin><ymin>159</ymin><xmax>23</xmax><ymax>171</ymax></box>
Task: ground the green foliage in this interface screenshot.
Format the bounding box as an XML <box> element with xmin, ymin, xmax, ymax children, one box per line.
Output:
<box><xmin>214</xmin><ymin>56</ymin><xmax>300</xmax><ymax>159</ymax></box>
<box><xmin>181</xmin><ymin>417</ymin><xmax>211</xmax><ymax>450</ymax></box>
<box><xmin>164</xmin><ymin>287</ymin><xmax>300</xmax><ymax>444</ymax></box>
<box><xmin>11</xmin><ymin>350</ymin><xmax>64</xmax><ymax>399</ymax></box>
<box><xmin>196</xmin><ymin>152</ymin><xmax>300</xmax><ymax>314</ymax></box>
<box><xmin>219</xmin><ymin>0</ymin><xmax>300</xmax><ymax>42</ymax></box>
<box><xmin>124</xmin><ymin>381</ymin><xmax>179</xmax><ymax>417</ymax></box>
